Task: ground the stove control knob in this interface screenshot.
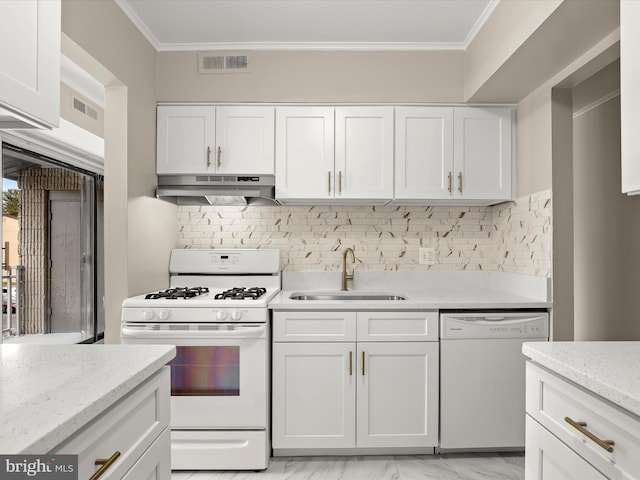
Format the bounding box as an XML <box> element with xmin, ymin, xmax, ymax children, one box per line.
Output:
<box><xmin>158</xmin><ymin>309</ymin><xmax>170</xmax><ymax>321</ymax></box>
<box><xmin>216</xmin><ymin>310</ymin><xmax>228</xmax><ymax>321</ymax></box>
<box><xmin>231</xmin><ymin>309</ymin><xmax>242</xmax><ymax>321</ymax></box>
<box><xmin>142</xmin><ymin>309</ymin><xmax>155</xmax><ymax>321</ymax></box>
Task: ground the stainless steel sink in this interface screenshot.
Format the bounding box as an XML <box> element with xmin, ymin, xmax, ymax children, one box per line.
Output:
<box><xmin>290</xmin><ymin>292</ymin><xmax>406</xmax><ymax>301</ymax></box>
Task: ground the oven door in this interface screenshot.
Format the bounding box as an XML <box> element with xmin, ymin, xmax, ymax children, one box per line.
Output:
<box><xmin>121</xmin><ymin>322</ymin><xmax>268</xmax><ymax>429</ymax></box>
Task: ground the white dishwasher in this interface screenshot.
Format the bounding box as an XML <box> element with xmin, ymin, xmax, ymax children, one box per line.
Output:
<box><xmin>439</xmin><ymin>311</ymin><xmax>549</xmax><ymax>450</ymax></box>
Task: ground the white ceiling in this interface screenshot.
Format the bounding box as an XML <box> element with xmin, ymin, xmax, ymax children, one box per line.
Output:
<box><xmin>115</xmin><ymin>0</ymin><xmax>497</xmax><ymax>52</ymax></box>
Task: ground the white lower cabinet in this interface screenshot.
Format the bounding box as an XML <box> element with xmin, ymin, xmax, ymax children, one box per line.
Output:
<box><xmin>272</xmin><ymin>342</ymin><xmax>356</xmax><ymax>449</ymax></box>
<box><xmin>272</xmin><ymin>310</ymin><xmax>438</xmax><ymax>453</ymax></box>
<box><xmin>525</xmin><ymin>416</ymin><xmax>606</xmax><ymax>480</ymax></box>
<box><xmin>54</xmin><ymin>367</ymin><xmax>171</xmax><ymax>479</ymax></box>
<box><xmin>525</xmin><ymin>362</ymin><xmax>640</xmax><ymax>480</ymax></box>
<box><xmin>356</xmin><ymin>341</ymin><xmax>438</xmax><ymax>448</ymax></box>
<box><xmin>122</xmin><ymin>429</ymin><xmax>171</xmax><ymax>480</ymax></box>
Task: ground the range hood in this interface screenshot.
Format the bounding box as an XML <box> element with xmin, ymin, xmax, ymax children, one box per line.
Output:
<box><xmin>156</xmin><ymin>174</ymin><xmax>278</xmax><ymax>206</ymax></box>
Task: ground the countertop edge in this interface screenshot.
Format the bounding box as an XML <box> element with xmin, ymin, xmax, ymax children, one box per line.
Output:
<box><xmin>269</xmin><ymin>290</ymin><xmax>551</xmax><ymax>310</ymax></box>
<box><xmin>523</xmin><ymin>342</ymin><xmax>640</xmax><ymax>418</ymax></box>
<box><xmin>14</xmin><ymin>347</ymin><xmax>175</xmax><ymax>454</ymax></box>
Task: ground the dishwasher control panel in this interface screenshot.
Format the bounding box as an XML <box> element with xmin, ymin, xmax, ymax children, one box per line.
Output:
<box><xmin>440</xmin><ymin>312</ymin><xmax>549</xmax><ymax>339</ymax></box>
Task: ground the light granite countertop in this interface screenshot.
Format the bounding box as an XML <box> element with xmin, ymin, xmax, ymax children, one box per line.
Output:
<box><xmin>0</xmin><ymin>344</ymin><xmax>175</xmax><ymax>454</ymax></box>
<box><xmin>270</xmin><ymin>270</ymin><xmax>552</xmax><ymax>310</ymax></box>
<box><xmin>523</xmin><ymin>341</ymin><xmax>640</xmax><ymax>417</ymax></box>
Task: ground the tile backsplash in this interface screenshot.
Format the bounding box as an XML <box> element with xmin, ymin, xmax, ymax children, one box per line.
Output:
<box><xmin>178</xmin><ymin>190</ymin><xmax>551</xmax><ymax>277</ymax></box>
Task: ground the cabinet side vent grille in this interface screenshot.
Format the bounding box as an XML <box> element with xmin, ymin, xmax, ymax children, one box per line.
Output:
<box><xmin>198</xmin><ymin>52</ymin><xmax>251</xmax><ymax>74</ymax></box>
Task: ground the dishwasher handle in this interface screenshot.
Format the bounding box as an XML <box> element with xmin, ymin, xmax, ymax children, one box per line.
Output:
<box><xmin>445</xmin><ymin>314</ymin><xmax>547</xmax><ymax>326</ymax></box>
<box><xmin>440</xmin><ymin>313</ymin><xmax>549</xmax><ymax>339</ymax></box>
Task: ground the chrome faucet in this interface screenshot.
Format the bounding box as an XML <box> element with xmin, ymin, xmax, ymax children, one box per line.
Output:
<box><xmin>341</xmin><ymin>247</ymin><xmax>356</xmax><ymax>291</ymax></box>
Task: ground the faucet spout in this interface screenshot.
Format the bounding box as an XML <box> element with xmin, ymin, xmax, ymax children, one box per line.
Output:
<box><xmin>341</xmin><ymin>247</ymin><xmax>356</xmax><ymax>291</ymax></box>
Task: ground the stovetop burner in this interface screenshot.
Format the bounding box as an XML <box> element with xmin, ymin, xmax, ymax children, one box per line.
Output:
<box><xmin>214</xmin><ymin>287</ymin><xmax>267</xmax><ymax>300</ymax></box>
<box><xmin>145</xmin><ymin>287</ymin><xmax>210</xmax><ymax>300</ymax></box>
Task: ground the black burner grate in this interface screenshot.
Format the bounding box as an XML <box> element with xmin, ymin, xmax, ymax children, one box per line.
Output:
<box><xmin>145</xmin><ymin>287</ymin><xmax>209</xmax><ymax>300</ymax></box>
<box><xmin>214</xmin><ymin>287</ymin><xmax>267</xmax><ymax>300</ymax></box>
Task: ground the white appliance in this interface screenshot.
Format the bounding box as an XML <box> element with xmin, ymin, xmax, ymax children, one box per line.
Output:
<box><xmin>439</xmin><ymin>310</ymin><xmax>549</xmax><ymax>450</ymax></box>
<box><xmin>121</xmin><ymin>249</ymin><xmax>280</xmax><ymax>471</ymax></box>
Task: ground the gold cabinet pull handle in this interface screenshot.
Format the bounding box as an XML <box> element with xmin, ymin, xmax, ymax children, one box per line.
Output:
<box><xmin>565</xmin><ymin>417</ymin><xmax>615</xmax><ymax>452</ymax></box>
<box><xmin>328</xmin><ymin>171</ymin><xmax>331</xmax><ymax>194</ymax></box>
<box><xmin>339</xmin><ymin>171</ymin><xmax>342</xmax><ymax>194</ymax></box>
<box><xmin>217</xmin><ymin>146</ymin><xmax>222</xmax><ymax>168</ymax></box>
<box><xmin>90</xmin><ymin>451</ymin><xmax>121</xmax><ymax>480</ymax></box>
<box><xmin>361</xmin><ymin>351</ymin><xmax>365</xmax><ymax>376</ymax></box>
<box><xmin>447</xmin><ymin>171</ymin><xmax>452</xmax><ymax>193</ymax></box>
<box><xmin>207</xmin><ymin>146</ymin><xmax>211</xmax><ymax>168</ymax></box>
<box><xmin>349</xmin><ymin>351</ymin><xmax>353</xmax><ymax>376</ymax></box>
<box><xmin>458</xmin><ymin>172</ymin><xmax>463</xmax><ymax>193</ymax></box>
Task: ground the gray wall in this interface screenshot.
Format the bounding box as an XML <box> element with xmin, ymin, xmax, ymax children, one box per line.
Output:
<box><xmin>572</xmin><ymin>61</ymin><xmax>640</xmax><ymax>340</ymax></box>
<box><xmin>157</xmin><ymin>50</ymin><xmax>465</xmax><ymax>103</ymax></box>
<box><xmin>62</xmin><ymin>0</ymin><xmax>178</xmax><ymax>343</ymax></box>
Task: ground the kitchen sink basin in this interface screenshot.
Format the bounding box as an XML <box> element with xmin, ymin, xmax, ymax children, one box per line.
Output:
<box><xmin>289</xmin><ymin>292</ymin><xmax>407</xmax><ymax>301</ymax></box>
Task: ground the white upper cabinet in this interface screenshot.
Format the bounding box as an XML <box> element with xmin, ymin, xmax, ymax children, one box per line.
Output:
<box><xmin>621</xmin><ymin>0</ymin><xmax>640</xmax><ymax>195</ymax></box>
<box><xmin>276</xmin><ymin>106</ymin><xmax>394</xmax><ymax>204</ymax></box>
<box><xmin>157</xmin><ymin>105</ymin><xmax>215</xmax><ymax>175</ymax></box>
<box><xmin>395</xmin><ymin>106</ymin><xmax>513</xmax><ymax>204</ymax></box>
<box><xmin>275</xmin><ymin>106</ymin><xmax>335</xmax><ymax>199</ymax></box>
<box><xmin>215</xmin><ymin>106</ymin><xmax>275</xmax><ymax>174</ymax></box>
<box><xmin>159</xmin><ymin>103</ymin><xmax>513</xmax><ymax>204</ymax></box>
<box><xmin>157</xmin><ymin>105</ymin><xmax>275</xmax><ymax>175</ymax></box>
<box><xmin>335</xmin><ymin>107</ymin><xmax>394</xmax><ymax>201</ymax></box>
<box><xmin>395</xmin><ymin>107</ymin><xmax>454</xmax><ymax>200</ymax></box>
<box><xmin>0</xmin><ymin>0</ymin><xmax>60</xmax><ymax>129</ymax></box>
<box><xmin>454</xmin><ymin>107</ymin><xmax>513</xmax><ymax>202</ymax></box>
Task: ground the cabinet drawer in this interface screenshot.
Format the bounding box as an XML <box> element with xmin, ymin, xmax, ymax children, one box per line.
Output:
<box><xmin>273</xmin><ymin>311</ymin><xmax>357</xmax><ymax>342</ymax></box>
<box><xmin>525</xmin><ymin>415</ymin><xmax>606</xmax><ymax>480</ymax></box>
<box><xmin>54</xmin><ymin>367</ymin><xmax>170</xmax><ymax>479</ymax></box>
<box><xmin>526</xmin><ymin>362</ymin><xmax>640</xmax><ymax>480</ymax></box>
<box><xmin>122</xmin><ymin>427</ymin><xmax>171</xmax><ymax>480</ymax></box>
<box><xmin>356</xmin><ymin>311</ymin><xmax>438</xmax><ymax>342</ymax></box>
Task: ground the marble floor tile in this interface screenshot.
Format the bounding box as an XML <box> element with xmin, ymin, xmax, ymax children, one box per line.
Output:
<box><xmin>171</xmin><ymin>453</ymin><xmax>524</xmax><ymax>480</ymax></box>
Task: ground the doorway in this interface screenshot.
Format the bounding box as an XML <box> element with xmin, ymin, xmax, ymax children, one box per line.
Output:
<box><xmin>1</xmin><ymin>144</ymin><xmax>104</xmax><ymax>343</ymax></box>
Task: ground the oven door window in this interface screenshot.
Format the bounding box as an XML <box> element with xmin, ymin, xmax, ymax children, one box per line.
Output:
<box><xmin>170</xmin><ymin>345</ymin><xmax>240</xmax><ymax>396</ymax></box>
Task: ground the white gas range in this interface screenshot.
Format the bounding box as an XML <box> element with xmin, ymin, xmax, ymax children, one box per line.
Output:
<box><xmin>121</xmin><ymin>249</ymin><xmax>280</xmax><ymax>471</ymax></box>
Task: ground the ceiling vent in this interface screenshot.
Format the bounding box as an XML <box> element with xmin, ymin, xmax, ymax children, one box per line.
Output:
<box><xmin>72</xmin><ymin>95</ymin><xmax>99</xmax><ymax>121</ymax></box>
<box><xmin>197</xmin><ymin>52</ymin><xmax>251</xmax><ymax>74</ymax></box>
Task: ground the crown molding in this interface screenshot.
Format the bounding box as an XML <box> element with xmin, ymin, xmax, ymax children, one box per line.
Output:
<box><xmin>115</xmin><ymin>0</ymin><xmax>161</xmax><ymax>51</ymax></box>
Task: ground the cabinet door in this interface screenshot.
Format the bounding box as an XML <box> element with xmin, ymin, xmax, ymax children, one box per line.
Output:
<box><xmin>215</xmin><ymin>106</ymin><xmax>275</xmax><ymax>174</ymax></box>
<box><xmin>356</xmin><ymin>342</ymin><xmax>438</xmax><ymax>448</ymax></box>
<box><xmin>0</xmin><ymin>0</ymin><xmax>60</xmax><ymax>128</ymax></box>
<box><xmin>453</xmin><ymin>107</ymin><xmax>512</xmax><ymax>201</ymax></box>
<box><xmin>395</xmin><ymin>107</ymin><xmax>454</xmax><ymax>200</ymax></box>
<box><xmin>272</xmin><ymin>342</ymin><xmax>356</xmax><ymax>449</ymax></box>
<box><xmin>121</xmin><ymin>428</ymin><xmax>171</xmax><ymax>480</ymax></box>
<box><xmin>525</xmin><ymin>416</ymin><xmax>607</xmax><ymax>480</ymax></box>
<box><xmin>156</xmin><ymin>105</ymin><xmax>215</xmax><ymax>175</ymax></box>
<box><xmin>275</xmin><ymin>107</ymin><xmax>335</xmax><ymax>201</ymax></box>
<box><xmin>621</xmin><ymin>0</ymin><xmax>640</xmax><ymax>194</ymax></box>
<box><xmin>335</xmin><ymin>107</ymin><xmax>394</xmax><ymax>202</ymax></box>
